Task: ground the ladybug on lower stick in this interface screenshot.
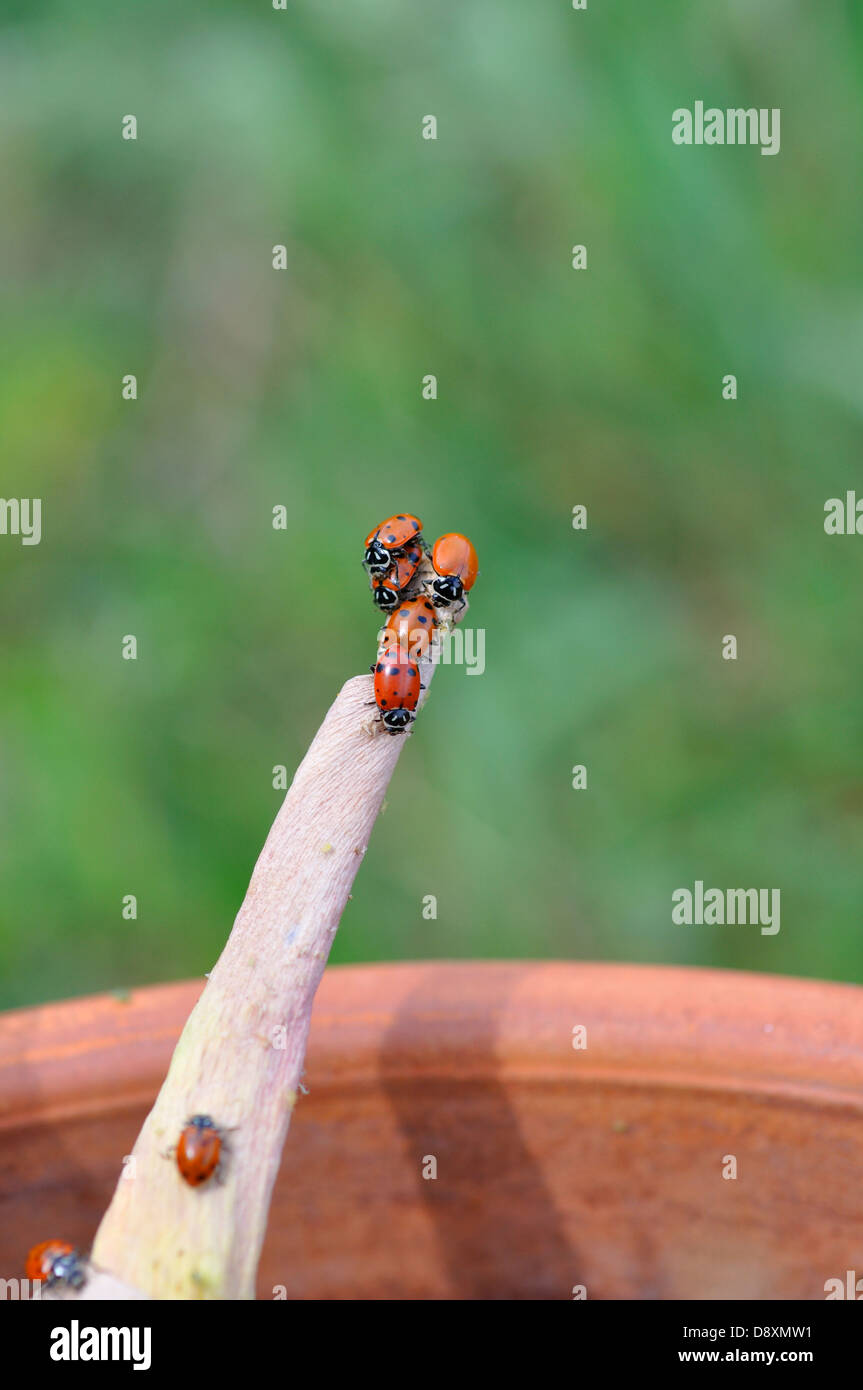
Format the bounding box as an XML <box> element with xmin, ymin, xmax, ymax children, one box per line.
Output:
<box><xmin>26</xmin><ymin>1240</ymin><xmax>88</xmax><ymax>1290</ymax></box>
<box><xmin>363</xmin><ymin>513</ymin><xmax>423</xmax><ymax>577</ymax></box>
<box><xmin>175</xmin><ymin>1114</ymin><xmax>226</xmax><ymax>1187</ymax></box>
<box><xmin>373</xmin><ymin>644</ymin><xmax>421</xmax><ymax>734</ymax></box>
<box><xmin>428</xmin><ymin>532</ymin><xmax>479</xmax><ymax>608</ymax></box>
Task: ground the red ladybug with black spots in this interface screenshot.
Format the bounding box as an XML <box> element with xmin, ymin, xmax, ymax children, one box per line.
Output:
<box><xmin>373</xmin><ymin>644</ymin><xmax>422</xmax><ymax>733</ymax></box>
<box><xmin>370</xmin><ymin>541</ymin><xmax>424</xmax><ymax>610</ymax></box>
<box><xmin>428</xmin><ymin>532</ymin><xmax>479</xmax><ymax>608</ymax></box>
<box><xmin>26</xmin><ymin>1240</ymin><xmax>88</xmax><ymax>1290</ymax></box>
<box><xmin>175</xmin><ymin>1114</ymin><xmax>227</xmax><ymax>1187</ymax></box>
<box><xmin>363</xmin><ymin>513</ymin><xmax>423</xmax><ymax>578</ymax></box>
<box><xmin>383</xmin><ymin>595</ymin><xmax>439</xmax><ymax>660</ymax></box>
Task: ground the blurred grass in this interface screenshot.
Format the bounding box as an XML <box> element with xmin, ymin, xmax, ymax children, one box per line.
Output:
<box><xmin>1</xmin><ymin>0</ymin><xmax>862</xmax><ymax>1006</ymax></box>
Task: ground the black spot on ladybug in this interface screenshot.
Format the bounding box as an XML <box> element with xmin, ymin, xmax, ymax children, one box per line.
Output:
<box><xmin>375</xmin><ymin>663</ymin><xmax>383</xmax><ymax>673</ymax></box>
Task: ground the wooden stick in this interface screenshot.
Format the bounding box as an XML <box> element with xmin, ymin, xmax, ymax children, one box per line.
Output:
<box><xmin>90</xmin><ymin>594</ymin><xmax>464</xmax><ymax>1299</ymax></box>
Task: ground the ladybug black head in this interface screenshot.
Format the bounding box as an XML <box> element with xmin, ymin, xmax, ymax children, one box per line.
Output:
<box><xmin>372</xmin><ymin>585</ymin><xmax>400</xmax><ymax>611</ymax></box>
<box><xmin>432</xmin><ymin>574</ymin><xmax>463</xmax><ymax>606</ymax></box>
<box><xmin>189</xmin><ymin>1114</ymin><xmax>216</xmax><ymax>1130</ymax></box>
<box><xmin>49</xmin><ymin>1252</ymin><xmax>87</xmax><ymax>1290</ymax></box>
<box><xmin>364</xmin><ymin>539</ymin><xmax>391</xmax><ymax>575</ymax></box>
<box><xmin>381</xmin><ymin>708</ymin><xmax>412</xmax><ymax>734</ymax></box>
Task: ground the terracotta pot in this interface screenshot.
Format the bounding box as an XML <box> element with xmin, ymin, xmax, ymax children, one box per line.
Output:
<box><xmin>1</xmin><ymin>962</ymin><xmax>862</xmax><ymax>1300</ymax></box>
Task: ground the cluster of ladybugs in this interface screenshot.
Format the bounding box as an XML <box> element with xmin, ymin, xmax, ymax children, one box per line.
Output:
<box><xmin>25</xmin><ymin>1113</ymin><xmax>228</xmax><ymax>1292</ymax></box>
<box><xmin>364</xmin><ymin>513</ymin><xmax>479</xmax><ymax>734</ymax></box>
<box><xmin>24</xmin><ymin>523</ymin><xmax>478</xmax><ymax>1294</ymax></box>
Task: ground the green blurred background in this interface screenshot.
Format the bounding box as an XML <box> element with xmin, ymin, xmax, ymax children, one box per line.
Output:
<box><xmin>2</xmin><ymin>0</ymin><xmax>862</xmax><ymax>1008</ymax></box>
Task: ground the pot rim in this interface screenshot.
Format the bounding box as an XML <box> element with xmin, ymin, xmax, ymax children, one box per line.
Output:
<box><xmin>1</xmin><ymin>962</ymin><xmax>862</xmax><ymax>1129</ymax></box>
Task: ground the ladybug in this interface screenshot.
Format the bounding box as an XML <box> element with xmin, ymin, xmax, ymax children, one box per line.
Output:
<box><xmin>176</xmin><ymin>1114</ymin><xmax>225</xmax><ymax>1187</ymax></box>
<box><xmin>371</xmin><ymin>573</ymin><xmax>400</xmax><ymax>611</ymax></box>
<box><xmin>370</xmin><ymin>542</ymin><xmax>423</xmax><ymax>610</ymax></box>
<box><xmin>429</xmin><ymin>532</ymin><xmax>479</xmax><ymax>607</ymax></box>
<box><xmin>373</xmin><ymin>644</ymin><xmax>421</xmax><ymax>734</ymax></box>
<box><xmin>364</xmin><ymin>513</ymin><xmax>422</xmax><ymax>577</ymax></box>
<box><xmin>383</xmin><ymin>595</ymin><xmax>439</xmax><ymax>660</ymax></box>
<box><xmin>26</xmin><ymin>1240</ymin><xmax>87</xmax><ymax>1290</ymax></box>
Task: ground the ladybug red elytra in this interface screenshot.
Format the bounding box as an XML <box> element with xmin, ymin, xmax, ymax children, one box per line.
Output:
<box><xmin>370</xmin><ymin>542</ymin><xmax>423</xmax><ymax>610</ymax></box>
<box><xmin>25</xmin><ymin>1240</ymin><xmax>87</xmax><ymax>1290</ymax></box>
<box><xmin>373</xmin><ymin>644</ymin><xmax>421</xmax><ymax>734</ymax></box>
<box><xmin>363</xmin><ymin>513</ymin><xmax>422</xmax><ymax>577</ymax></box>
<box><xmin>383</xmin><ymin>595</ymin><xmax>439</xmax><ymax>660</ymax></box>
<box><xmin>175</xmin><ymin>1114</ymin><xmax>226</xmax><ymax>1187</ymax></box>
<box><xmin>429</xmin><ymin>533</ymin><xmax>478</xmax><ymax>607</ymax></box>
